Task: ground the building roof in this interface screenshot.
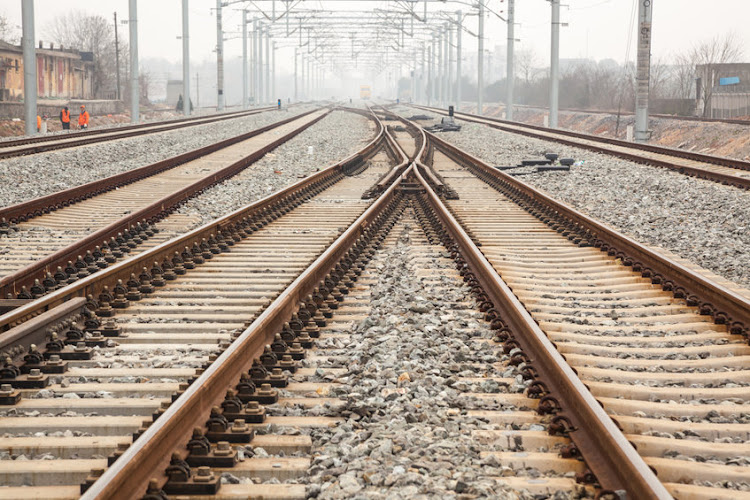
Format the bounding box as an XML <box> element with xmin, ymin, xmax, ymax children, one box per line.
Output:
<box><xmin>0</xmin><ymin>40</ymin><xmax>21</xmax><ymax>53</ymax></box>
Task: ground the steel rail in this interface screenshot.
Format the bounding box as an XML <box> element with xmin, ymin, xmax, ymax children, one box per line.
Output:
<box><xmin>427</xmin><ymin>130</ymin><xmax>750</xmax><ymax>342</ymax></box>
<box><xmin>390</xmin><ymin>114</ymin><xmax>670</xmax><ymax>497</ymax></box>
<box><xmin>415</xmin><ymin>104</ymin><xmax>750</xmax><ymax>172</ymax></box>
<box><xmin>413</xmin><ymin>104</ymin><xmax>750</xmax><ymax>189</ymax></box>
<box><xmin>0</xmin><ymin>108</ymin><xmax>320</xmax><ymax>223</ymax></box>
<box><xmin>0</xmin><ymin>107</ymin><xmax>277</xmax><ymax>159</ymax></box>
<box><xmin>0</xmin><ymin>108</ymin><xmax>385</xmax><ymax>334</ymax></box>
<box><xmin>412</xmin><ymin>158</ymin><xmax>671</xmax><ymax>498</ymax></box>
<box><xmin>81</xmin><ymin>112</ymin><xmax>410</xmax><ymax>500</ymax></box>
<box><xmin>0</xmin><ymin>109</ymin><xmax>331</xmax><ymax>302</ymax></box>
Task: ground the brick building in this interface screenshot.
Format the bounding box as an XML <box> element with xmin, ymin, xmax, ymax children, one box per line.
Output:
<box><xmin>0</xmin><ymin>39</ymin><xmax>95</xmax><ymax>101</ymax></box>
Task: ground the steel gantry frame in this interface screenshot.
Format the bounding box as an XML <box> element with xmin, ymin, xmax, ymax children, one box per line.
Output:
<box><xmin>223</xmin><ymin>1</ymin><xmax>494</xmax><ymax>110</ymax></box>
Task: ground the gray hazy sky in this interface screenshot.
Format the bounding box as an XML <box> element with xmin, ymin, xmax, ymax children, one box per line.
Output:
<box><xmin>2</xmin><ymin>1</ymin><xmax>748</xmax><ymax>70</ymax></box>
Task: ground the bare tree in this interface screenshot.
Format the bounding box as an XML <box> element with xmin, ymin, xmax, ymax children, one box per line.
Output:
<box><xmin>689</xmin><ymin>32</ymin><xmax>744</xmax><ymax>116</ymax></box>
<box><xmin>515</xmin><ymin>48</ymin><xmax>539</xmax><ymax>85</ymax></box>
<box><xmin>668</xmin><ymin>52</ymin><xmax>696</xmax><ymax>99</ymax></box>
<box><xmin>44</xmin><ymin>11</ymin><xmax>121</xmax><ymax>98</ymax></box>
<box><xmin>0</xmin><ymin>12</ymin><xmax>19</xmax><ymax>44</ymax></box>
<box><xmin>649</xmin><ymin>57</ymin><xmax>672</xmax><ymax>100</ymax></box>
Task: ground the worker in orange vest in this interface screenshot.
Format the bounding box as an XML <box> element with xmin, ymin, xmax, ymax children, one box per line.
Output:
<box><xmin>60</xmin><ymin>107</ymin><xmax>71</xmax><ymax>130</ymax></box>
<box><xmin>78</xmin><ymin>105</ymin><xmax>90</xmax><ymax>129</ymax></box>
<box><xmin>36</xmin><ymin>115</ymin><xmax>41</xmax><ymax>132</ymax></box>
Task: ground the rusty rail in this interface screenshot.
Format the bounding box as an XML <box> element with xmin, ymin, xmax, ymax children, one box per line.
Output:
<box><xmin>413</xmin><ymin>104</ymin><xmax>750</xmax><ymax>189</ymax></box>
<box><xmin>0</xmin><ymin>109</ymin><xmax>329</xmax><ymax>301</ymax></box>
<box><xmin>393</xmin><ymin>117</ymin><xmax>669</xmax><ymax>498</ymax></box>
<box><xmin>0</xmin><ymin>107</ymin><xmax>277</xmax><ymax>159</ymax></box>
<box><xmin>1</xmin><ymin>108</ymin><xmax>320</xmax><ymax>223</ymax></box>
<box><xmin>0</xmin><ymin>108</ymin><xmax>385</xmax><ymax>343</ymax></box>
<box><xmin>413</xmin><ymin>159</ymin><xmax>671</xmax><ymax>498</ymax></box>
<box><xmin>428</xmin><ymin>130</ymin><xmax>750</xmax><ymax>342</ymax></box>
<box><xmin>79</xmin><ymin>111</ymin><xmax>408</xmax><ymax>500</ymax></box>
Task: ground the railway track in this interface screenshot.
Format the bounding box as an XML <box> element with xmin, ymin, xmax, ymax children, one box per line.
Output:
<box><xmin>0</xmin><ymin>107</ymin><xmax>331</xmax><ymax>303</ymax></box>
<box><xmin>0</xmin><ymin>107</ymin><xmax>747</xmax><ymax>499</ymax></box>
<box><xmin>410</xmin><ymin>119</ymin><xmax>750</xmax><ymax>499</ymax></box>
<box><xmin>412</xmin><ymin>104</ymin><xmax>750</xmax><ymax>190</ymax></box>
<box><xmin>0</xmin><ymin>108</ymin><xmax>398</xmax><ymax>499</ymax></box>
<box><xmin>0</xmin><ymin>107</ymin><xmax>278</xmax><ymax>159</ymax></box>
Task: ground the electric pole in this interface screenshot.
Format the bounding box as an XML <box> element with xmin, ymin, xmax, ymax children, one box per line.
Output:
<box><xmin>477</xmin><ymin>0</ymin><xmax>484</xmax><ymax>115</ymax></box>
<box><xmin>22</xmin><ymin>0</ymin><xmax>36</xmax><ymax>135</ymax></box>
<box><xmin>242</xmin><ymin>10</ymin><xmax>247</xmax><ymax>109</ymax></box>
<box><xmin>550</xmin><ymin>0</ymin><xmax>560</xmax><ymax>128</ymax></box>
<box><xmin>114</xmin><ymin>12</ymin><xmax>121</xmax><ymax>101</ymax></box>
<box><xmin>182</xmin><ymin>0</ymin><xmax>190</xmax><ymax>116</ymax></box>
<box><xmin>634</xmin><ymin>0</ymin><xmax>653</xmax><ymax>142</ymax></box>
<box><xmin>263</xmin><ymin>26</ymin><xmax>271</xmax><ymax>102</ymax></box>
<box><xmin>129</xmin><ymin>0</ymin><xmax>139</xmax><ymax>122</ymax></box>
<box><xmin>216</xmin><ymin>0</ymin><xmax>224</xmax><ymax>111</ymax></box>
<box><xmin>506</xmin><ymin>0</ymin><xmax>515</xmax><ymax>120</ymax></box>
<box><xmin>456</xmin><ymin>10</ymin><xmax>462</xmax><ymax>108</ymax></box>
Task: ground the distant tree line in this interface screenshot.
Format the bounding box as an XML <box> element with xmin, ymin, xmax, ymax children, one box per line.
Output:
<box><xmin>409</xmin><ymin>32</ymin><xmax>744</xmax><ymax>117</ymax></box>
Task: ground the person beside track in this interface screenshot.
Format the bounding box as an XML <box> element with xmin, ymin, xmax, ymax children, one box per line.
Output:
<box><xmin>60</xmin><ymin>106</ymin><xmax>71</xmax><ymax>130</ymax></box>
<box><xmin>78</xmin><ymin>105</ymin><xmax>90</xmax><ymax>130</ymax></box>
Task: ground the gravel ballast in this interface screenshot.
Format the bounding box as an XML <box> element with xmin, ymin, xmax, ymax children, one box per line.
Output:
<box><xmin>395</xmin><ymin>107</ymin><xmax>750</xmax><ymax>290</ymax></box>
<box><xmin>177</xmin><ymin>110</ymin><xmax>375</xmax><ymax>225</ymax></box>
<box><xmin>289</xmin><ymin>217</ymin><xmax>579</xmax><ymax>499</ymax></box>
<box><xmin>0</xmin><ymin>106</ymin><xmax>316</xmax><ymax>209</ymax></box>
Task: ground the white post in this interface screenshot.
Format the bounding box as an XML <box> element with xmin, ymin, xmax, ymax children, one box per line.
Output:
<box><xmin>634</xmin><ymin>0</ymin><xmax>653</xmax><ymax>142</ymax></box>
<box><xmin>443</xmin><ymin>25</ymin><xmax>449</xmax><ymax>106</ymax></box>
<box><xmin>182</xmin><ymin>0</ymin><xmax>190</xmax><ymax>116</ymax></box>
<box><xmin>242</xmin><ymin>10</ymin><xmax>247</xmax><ymax>109</ymax></box>
<box><xmin>252</xmin><ymin>19</ymin><xmax>257</xmax><ymax>105</ymax></box>
<box><xmin>477</xmin><ymin>0</ymin><xmax>484</xmax><ymax>115</ymax></box>
<box><xmin>258</xmin><ymin>24</ymin><xmax>263</xmax><ymax>104</ymax></box>
<box><xmin>550</xmin><ymin>0</ymin><xmax>560</xmax><ymax>128</ymax></box>
<box><xmin>216</xmin><ymin>0</ymin><xmax>224</xmax><ymax>111</ymax></box>
<box><xmin>506</xmin><ymin>0</ymin><xmax>515</xmax><ymax>120</ymax></box>
<box><xmin>129</xmin><ymin>0</ymin><xmax>139</xmax><ymax>123</ymax></box>
<box><xmin>437</xmin><ymin>29</ymin><xmax>443</xmax><ymax>105</ymax></box>
<box><xmin>420</xmin><ymin>44</ymin><xmax>425</xmax><ymax>104</ymax></box>
<box><xmin>456</xmin><ymin>10</ymin><xmax>462</xmax><ymax>108</ymax></box>
<box><xmin>411</xmin><ymin>51</ymin><xmax>417</xmax><ymax>103</ymax></box>
<box><xmin>427</xmin><ymin>45</ymin><xmax>432</xmax><ymax>106</ymax></box>
<box><xmin>264</xmin><ymin>29</ymin><xmax>270</xmax><ymax>104</ymax></box>
<box><xmin>448</xmin><ymin>24</ymin><xmax>454</xmax><ymax>106</ymax></box>
<box><xmin>272</xmin><ymin>41</ymin><xmax>276</xmax><ymax>103</ymax></box>
<box><xmin>22</xmin><ymin>0</ymin><xmax>36</xmax><ymax>135</ymax></box>
<box><xmin>294</xmin><ymin>47</ymin><xmax>298</xmax><ymax>101</ymax></box>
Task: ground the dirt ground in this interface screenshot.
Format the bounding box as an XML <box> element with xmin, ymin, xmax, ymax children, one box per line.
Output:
<box><xmin>468</xmin><ymin>104</ymin><xmax>750</xmax><ymax>162</ymax></box>
<box><xmin>0</xmin><ymin>108</ymin><xmax>184</xmax><ymax>137</ymax></box>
